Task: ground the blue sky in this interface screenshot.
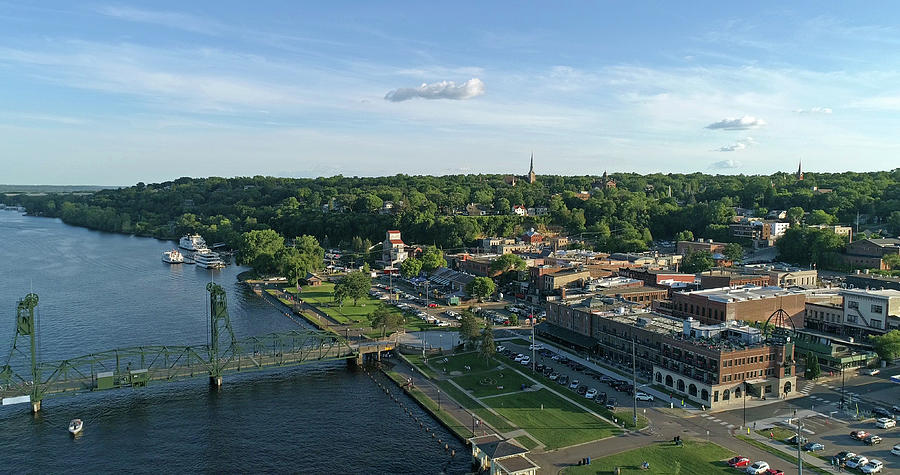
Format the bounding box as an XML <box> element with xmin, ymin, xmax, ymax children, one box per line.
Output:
<box><xmin>2</xmin><ymin>2</ymin><xmax>899</xmax><ymax>184</ymax></box>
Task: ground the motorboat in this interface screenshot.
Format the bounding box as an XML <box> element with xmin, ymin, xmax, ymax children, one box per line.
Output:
<box><xmin>162</xmin><ymin>249</ymin><xmax>184</xmax><ymax>264</ymax></box>
<box><xmin>179</xmin><ymin>234</ymin><xmax>208</xmax><ymax>251</ymax></box>
<box><xmin>193</xmin><ymin>250</ymin><xmax>225</xmax><ymax>269</ymax></box>
<box><xmin>68</xmin><ymin>418</ymin><xmax>83</xmax><ymax>436</ymax></box>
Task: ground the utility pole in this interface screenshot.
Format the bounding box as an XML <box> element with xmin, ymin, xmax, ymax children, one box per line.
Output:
<box><xmin>840</xmin><ymin>363</ymin><xmax>845</xmax><ymax>410</ymax></box>
<box><xmin>632</xmin><ymin>335</ymin><xmax>637</xmax><ymax>427</ymax></box>
<box><xmin>532</xmin><ymin>318</ymin><xmax>536</xmax><ymax>373</ymax></box>
<box><xmin>743</xmin><ymin>382</ymin><xmax>747</xmax><ymax>429</ymax></box>
<box><xmin>794</xmin><ymin>409</ymin><xmax>803</xmax><ymax>475</ymax></box>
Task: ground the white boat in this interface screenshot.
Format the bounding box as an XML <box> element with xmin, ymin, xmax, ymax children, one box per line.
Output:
<box><xmin>162</xmin><ymin>249</ymin><xmax>184</xmax><ymax>264</ymax></box>
<box><xmin>68</xmin><ymin>418</ymin><xmax>83</xmax><ymax>435</ymax></box>
<box><xmin>179</xmin><ymin>234</ymin><xmax>208</xmax><ymax>251</ymax></box>
<box><xmin>193</xmin><ymin>250</ymin><xmax>225</xmax><ymax>269</ymax></box>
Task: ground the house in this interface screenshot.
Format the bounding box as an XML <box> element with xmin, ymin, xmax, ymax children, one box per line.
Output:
<box><xmin>528</xmin><ymin>206</ymin><xmax>549</xmax><ymax>216</ymax></box>
<box><xmin>470</xmin><ymin>434</ymin><xmax>539</xmax><ymax>475</ymax></box>
<box><xmin>573</xmin><ymin>191</ymin><xmax>591</xmax><ymax>201</ymax></box>
<box><xmin>808</xmin><ymin>224</ymin><xmax>852</xmax><ymax>237</ymax></box>
<box><xmin>521</xmin><ymin>228</ymin><xmax>543</xmax><ymax>244</ymax></box>
<box><xmin>304</xmin><ymin>273</ymin><xmax>323</xmax><ymax>286</ymax></box>
<box><xmin>511</xmin><ymin>204</ymin><xmax>527</xmax><ymax>216</ymax></box>
<box><xmin>767</xmin><ymin>210</ymin><xmax>787</xmax><ymax>220</ymax></box>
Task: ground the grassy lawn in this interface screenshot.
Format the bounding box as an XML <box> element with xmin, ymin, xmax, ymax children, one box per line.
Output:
<box><xmin>489</xmin><ymin>389</ymin><xmax>620</xmax><ymax>450</ymax></box>
<box><xmin>431</xmin><ymin>352</ymin><xmax>498</xmax><ymax>374</ymax></box>
<box><xmin>433</xmin><ymin>379</ymin><xmax>516</xmax><ymax>432</ymax></box>
<box><xmin>507</xmin><ymin>338</ymin><xmax>532</xmax><ymax>346</ymax></box>
<box><xmin>385</xmin><ymin>370</ymin><xmax>474</xmax><ymax>439</ymax></box>
<box><xmin>757</xmin><ymin>426</ymin><xmax>796</xmax><ymax>442</ymax></box>
<box><xmin>403</xmin><ymin>354</ymin><xmax>440</xmax><ymax>379</ymax></box>
<box><xmin>453</xmin><ymin>369</ymin><xmax>535</xmax><ymax>398</ymax></box>
<box><xmin>515</xmin><ymin>435</ymin><xmax>539</xmax><ymax>450</ymax></box>
<box><xmin>563</xmin><ymin>440</ymin><xmax>734</xmax><ymax>474</ymax></box>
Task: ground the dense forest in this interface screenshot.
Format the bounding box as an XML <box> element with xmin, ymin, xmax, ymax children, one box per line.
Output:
<box><xmin>11</xmin><ymin>170</ymin><xmax>900</xmax><ymax>255</ymax></box>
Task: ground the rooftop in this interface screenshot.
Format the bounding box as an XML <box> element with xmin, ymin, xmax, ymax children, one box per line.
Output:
<box><xmin>682</xmin><ymin>285</ymin><xmax>801</xmax><ymax>303</ymax></box>
<box><xmin>839</xmin><ymin>288</ymin><xmax>900</xmax><ymax>298</ymax></box>
<box><xmin>494</xmin><ymin>455</ymin><xmax>540</xmax><ymax>473</ymax></box>
<box><xmin>598</xmin><ymin>285</ymin><xmax>667</xmax><ymax>295</ymax></box>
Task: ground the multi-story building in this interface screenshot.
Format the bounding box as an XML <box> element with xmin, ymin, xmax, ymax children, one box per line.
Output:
<box><xmin>597</xmin><ymin>286</ymin><xmax>668</xmax><ymax>307</ymax></box>
<box><xmin>699</xmin><ymin>270</ymin><xmax>771</xmax><ymax>289</ymax></box>
<box><xmin>540</xmin><ymin>269</ymin><xmax>591</xmax><ymax>294</ymax></box>
<box><xmin>793</xmin><ymin>330</ymin><xmax>878</xmax><ymax>371</ymax></box>
<box><xmin>845</xmin><ymin>273</ymin><xmax>900</xmax><ymax>291</ymax></box>
<box><xmin>842</xmin><ymin>238</ymin><xmax>900</xmax><ymax>270</ymax></box>
<box><xmin>764</xmin><ymin>268</ymin><xmax>818</xmax><ymax>288</ymax></box>
<box><xmin>521</xmin><ymin>228</ymin><xmax>543</xmax><ymax>244</ymax></box>
<box><xmin>840</xmin><ymin>288</ymin><xmax>900</xmax><ymax>338</ymax></box>
<box><xmin>541</xmin><ymin>299</ymin><xmax>797</xmax><ymax>409</ymax></box>
<box><xmin>619</xmin><ymin>267</ymin><xmax>696</xmax><ymax>287</ymax></box>
<box><xmin>808</xmin><ymin>224</ymin><xmax>853</xmax><ymax>238</ymax></box>
<box><xmin>666</xmin><ymin>285</ymin><xmax>807</xmax><ymax>327</ymax></box>
<box><xmin>677</xmin><ymin>239</ymin><xmax>726</xmax><ymax>256</ymax></box>
<box><xmin>458</xmin><ymin>255</ymin><xmax>498</xmax><ymax>277</ymax></box>
<box><xmin>804</xmin><ymin>301</ymin><xmax>844</xmax><ymax>334</ymax></box>
<box><xmin>729</xmin><ymin>219</ymin><xmax>790</xmax><ymax>247</ymax></box>
<box><xmin>380</xmin><ymin>230</ymin><xmax>408</xmax><ymax>269</ymax></box>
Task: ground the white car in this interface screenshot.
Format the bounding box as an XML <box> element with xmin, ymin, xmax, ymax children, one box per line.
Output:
<box><xmin>846</xmin><ymin>455</ymin><xmax>869</xmax><ymax>469</ymax></box>
<box><xmin>892</xmin><ymin>444</ymin><xmax>900</xmax><ymax>456</ymax></box>
<box><xmin>585</xmin><ymin>388</ymin><xmax>598</xmax><ymax>399</ymax></box>
<box><xmin>514</xmin><ymin>354</ymin><xmax>525</xmax><ymax>362</ymax></box>
<box><xmin>569</xmin><ymin>380</ymin><xmax>579</xmax><ymax>389</ymax></box>
<box><xmin>635</xmin><ymin>392</ymin><xmax>654</xmax><ymax>401</ymax></box>
<box><xmin>868</xmin><ymin>368</ymin><xmax>880</xmax><ymax>376</ymax></box>
<box><xmin>496</xmin><ymin>345</ymin><xmax>506</xmax><ymax>352</ymax></box>
<box><xmin>529</xmin><ymin>343</ymin><xmax>544</xmax><ymax>350</ymax></box>
<box><xmin>861</xmin><ymin>459</ymin><xmax>883</xmax><ymax>474</ymax></box>
<box><xmin>745</xmin><ymin>461</ymin><xmax>769</xmax><ymax>474</ymax></box>
<box><xmin>875</xmin><ymin>417</ymin><xmax>896</xmax><ymax>429</ymax></box>
<box><xmin>520</xmin><ymin>356</ymin><xmax>531</xmax><ymax>365</ymax></box>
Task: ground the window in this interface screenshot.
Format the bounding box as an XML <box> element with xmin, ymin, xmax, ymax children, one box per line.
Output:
<box><xmin>871</xmin><ymin>304</ymin><xmax>883</xmax><ymax>314</ymax></box>
<box><xmin>848</xmin><ymin>301</ymin><xmax>859</xmax><ymax>309</ymax></box>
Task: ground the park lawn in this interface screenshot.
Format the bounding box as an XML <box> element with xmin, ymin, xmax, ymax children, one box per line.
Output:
<box><xmin>515</xmin><ymin>435</ymin><xmax>539</xmax><ymax>450</ymax></box>
<box><xmin>489</xmin><ymin>389</ymin><xmax>620</xmax><ymax>450</ymax></box>
<box><xmin>289</xmin><ymin>283</ymin><xmax>437</xmax><ymax>333</ymax></box>
<box><xmin>432</xmin><ymin>352</ymin><xmax>499</xmax><ymax>374</ymax></box>
<box><xmin>507</xmin><ymin>338</ymin><xmax>532</xmax><ymax>346</ymax></box>
<box><xmin>433</xmin><ymin>379</ymin><xmax>516</xmax><ymax>433</ymax></box>
<box><xmin>384</xmin><ymin>370</ymin><xmax>474</xmax><ymax>439</ymax></box>
<box><xmin>756</xmin><ymin>426</ymin><xmax>795</xmax><ymax>442</ymax></box>
<box><xmin>453</xmin><ymin>369</ymin><xmax>536</xmax><ymax>398</ymax></box>
<box><xmin>563</xmin><ymin>440</ymin><xmax>734</xmax><ymax>474</ymax></box>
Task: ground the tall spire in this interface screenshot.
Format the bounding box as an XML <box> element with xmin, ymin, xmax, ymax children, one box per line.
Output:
<box><xmin>796</xmin><ymin>159</ymin><xmax>804</xmax><ymax>180</ymax></box>
<box><xmin>529</xmin><ymin>152</ymin><xmax>534</xmax><ymax>174</ymax></box>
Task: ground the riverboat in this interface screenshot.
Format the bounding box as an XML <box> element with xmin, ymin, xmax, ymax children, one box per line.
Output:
<box><xmin>193</xmin><ymin>250</ymin><xmax>225</xmax><ymax>269</ymax></box>
<box><xmin>162</xmin><ymin>249</ymin><xmax>184</xmax><ymax>264</ymax></box>
<box><xmin>68</xmin><ymin>419</ymin><xmax>83</xmax><ymax>436</ymax></box>
<box><xmin>179</xmin><ymin>234</ymin><xmax>208</xmax><ymax>251</ymax></box>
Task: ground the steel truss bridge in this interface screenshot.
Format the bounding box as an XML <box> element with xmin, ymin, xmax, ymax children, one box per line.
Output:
<box><xmin>0</xmin><ymin>283</ymin><xmax>392</xmax><ymax>413</ymax></box>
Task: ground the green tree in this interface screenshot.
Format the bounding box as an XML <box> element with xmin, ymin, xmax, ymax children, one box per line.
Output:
<box><xmin>786</xmin><ymin>206</ymin><xmax>805</xmax><ymax>225</ymax></box>
<box><xmin>723</xmin><ymin>243</ymin><xmax>744</xmax><ymax>262</ymax></box>
<box><xmin>490</xmin><ymin>253</ymin><xmax>527</xmax><ymax>274</ymax></box>
<box><xmin>400</xmin><ymin>257</ymin><xmax>423</xmax><ymax>278</ymax></box>
<box><xmin>883</xmin><ymin>253</ymin><xmax>900</xmax><ymax>270</ymax></box>
<box><xmin>466</xmin><ymin>277</ymin><xmax>496</xmax><ymax>302</ymax></box>
<box><xmin>675</xmin><ymin>230</ymin><xmax>694</xmax><ymax>242</ymax></box>
<box><xmin>682</xmin><ymin>251</ymin><xmax>714</xmax><ymax>273</ymax></box>
<box><xmin>239</xmin><ymin>229</ymin><xmax>285</xmax><ymax>274</ymax></box>
<box><xmin>370</xmin><ymin>305</ymin><xmax>404</xmax><ymax>338</ymax></box>
<box><xmin>459</xmin><ymin>309</ymin><xmax>481</xmax><ymax>349</ymax></box>
<box><xmin>276</xmin><ymin>235</ymin><xmax>324</xmax><ymax>286</ymax></box>
<box><xmin>805</xmin><ymin>351</ymin><xmax>821</xmax><ymax>380</ymax></box>
<box><xmin>806</xmin><ymin>209</ymin><xmax>837</xmax><ymax>225</ymax></box>
<box><xmin>420</xmin><ymin>246</ymin><xmax>447</xmax><ymax>273</ymax></box>
<box><xmin>335</xmin><ymin>271</ymin><xmax>371</xmax><ymax>306</ymax></box>
<box><xmin>508</xmin><ymin>313</ymin><xmax>519</xmax><ymax>326</ymax></box>
<box><xmin>869</xmin><ymin>330</ymin><xmax>900</xmax><ymax>361</ymax></box>
<box><xmin>480</xmin><ymin>323</ymin><xmax>496</xmax><ymax>361</ymax></box>
<box><xmin>888</xmin><ymin>211</ymin><xmax>900</xmax><ymax>235</ymax></box>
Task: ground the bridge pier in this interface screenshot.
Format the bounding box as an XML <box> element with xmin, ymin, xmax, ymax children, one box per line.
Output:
<box><xmin>210</xmin><ymin>376</ymin><xmax>223</xmax><ymax>388</ymax></box>
<box><xmin>31</xmin><ymin>400</ymin><xmax>41</xmax><ymax>414</ymax></box>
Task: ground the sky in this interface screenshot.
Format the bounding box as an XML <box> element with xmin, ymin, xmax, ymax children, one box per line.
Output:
<box><xmin>1</xmin><ymin>2</ymin><xmax>900</xmax><ymax>185</ymax></box>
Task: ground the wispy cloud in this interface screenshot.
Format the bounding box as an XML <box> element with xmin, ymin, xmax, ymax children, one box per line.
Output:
<box><xmin>705</xmin><ymin>115</ymin><xmax>767</xmax><ymax>130</ymax></box>
<box><xmin>794</xmin><ymin>107</ymin><xmax>832</xmax><ymax>114</ymax></box>
<box><xmin>94</xmin><ymin>5</ymin><xmax>223</xmax><ymax>35</ymax></box>
<box><xmin>384</xmin><ymin>78</ymin><xmax>485</xmax><ymax>102</ymax></box>
<box><xmin>710</xmin><ymin>159</ymin><xmax>742</xmax><ymax>168</ymax></box>
<box><xmin>715</xmin><ymin>137</ymin><xmax>755</xmax><ymax>152</ymax></box>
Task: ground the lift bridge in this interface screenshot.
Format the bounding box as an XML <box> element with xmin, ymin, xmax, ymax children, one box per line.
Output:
<box><xmin>0</xmin><ymin>283</ymin><xmax>392</xmax><ymax>413</ymax></box>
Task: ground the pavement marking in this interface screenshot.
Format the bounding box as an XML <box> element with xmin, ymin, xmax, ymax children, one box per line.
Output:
<box><xmin>726</xmin><ymin>424</ymin><xmax>736</xmax><ymax>429</ymax></box>
<box><xmin>712</xmin><ymin>418</ymin><xmax>721</xmax><ymax>422</ymax></box>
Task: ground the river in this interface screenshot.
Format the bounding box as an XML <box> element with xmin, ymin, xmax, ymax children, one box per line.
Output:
<box><xmin>0</xmin><ymin>211</ymin><xmax>467</xmax><ymax>473</ymax></box>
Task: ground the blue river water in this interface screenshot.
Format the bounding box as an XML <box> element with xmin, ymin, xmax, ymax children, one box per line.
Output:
<box><xmin>0</xmin><ymin>211</ymin><xmax>467</xmax><ymax>473</ymax></box>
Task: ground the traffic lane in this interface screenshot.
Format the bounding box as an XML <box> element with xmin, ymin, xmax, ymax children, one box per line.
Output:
<box><xmin>831</xmin><ymin>373</ymin><xmax>900</xmax><ymax>407</ymax></box>
<box><xmin>502</xmin><ymin>341</ymin><xmax>659</xmax><ymax>409</ymax></box>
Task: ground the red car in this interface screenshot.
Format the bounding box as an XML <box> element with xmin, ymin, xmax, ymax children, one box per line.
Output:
<box><xmin>764</xmin><ymin>470</ymin><xmax>784</xmax><ymax>475</ymax></box>
<box><xmin>850</xmin><ymin>430</ymin><xmax>869</xmax><ymax>440</ymax></box>
<box><xmin>427</xmin><ymin>303</ymin><xmax>438</xmax><ymax>308</ymax></box>
<box><xmin>727</xmin><ymin>456</ymin><xmax>750</xmax><ymax>468</ymax></box>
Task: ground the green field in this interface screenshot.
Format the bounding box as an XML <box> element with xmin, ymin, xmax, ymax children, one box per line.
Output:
<box><xmin>489</xmin><ymin>389</ymin><xmax>620</xmax><ymax>450</ymax></box>
<box><xmin>433</xmin><ymin>379</ymin><xmax>516</xmax><ymax>432</ymax></box>
<box><xmin>515</xmin><ymin>435</ymin><xmax>540</xmax><ymax>450</ymax></box>
<box><xmin>453</xmin><ymin>369</ymin><xmax>535</xmax><ymax>398</ymax></box>
<box><xmin>564</xmin><ymin>440</ymin><xmax>734</xmax><ymax>474</ymax></box>
<box><xmin>431</xmin><ymin>352</ymin><xmax>498</xmax><ymax>374</ymax></box>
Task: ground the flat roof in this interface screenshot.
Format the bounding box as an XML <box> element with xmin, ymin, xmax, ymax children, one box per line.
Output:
<box><xmin>495</xmin><ymin>455</ymin><xmax>540</xmax><ymax>473</ymax></box>
<box><xmin>599</xmin><ymin>286</ymin><xmax>668</xmax><ymax>295</ymax></box>
<box><xmin>682</xmin><ymin>285</ymin><xmax>800</xmax><ymax>303</ymax></box>
<box><xmin>839</xmin><ymin>288</ymin><xmax>900</xmax><ymax>298</ymax></box>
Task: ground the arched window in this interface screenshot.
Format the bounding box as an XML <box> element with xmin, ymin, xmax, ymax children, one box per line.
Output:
<box><xmin>783</xmin><ymin>381</ymin><xmax>792</xmax><ymax>394</ymax></box>
<box><xmin>655</xmin><ymin>372</ymin><xmax>662</xmax><ymax>383</ymax></box>
<box><xmin>677</xmin><ymin>379</ymin><xmax>685</xmax><ymax>392</ymax></box>
<box><xmin>688</xmin><ymin>384</ymin><xmax>697</xmax><ymax>397</ymax></box>
<box><xmin>723</xmin><ymin>389</ymin><xmax>730</xmax><ymax>401</ymax></box>
<box><xmin>665</xmin><ymin>375</ymin><xmax>673</xmax><ymax>387</ymax></box>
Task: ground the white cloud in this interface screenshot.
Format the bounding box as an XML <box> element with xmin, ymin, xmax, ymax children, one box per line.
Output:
<box><xmin>94</xmin><ymin>5</ymin><xmax>224</xmax><ymax>35</ymax></box>
<box><xmin>384</xmin><ymin>78</ymin><xmax>485</xmax><ymax>102</ymax></box>
<box><xmin>705</xmin><ymin>115</ymin><xmax>767</xmax><ymax>130</ymax></box>
<box><xmin>710</xmin><ymin>159</ymin><xmax>742</xmax><ymax>168</ymax></box>
<box><xmin>794</xmin><ymin>107</ymin><xmax>832</xmax><ymax>114</ymax></box>
<box><xmin>715</xmin><ymin>137</ymin><xmax>755</xmax><ymax>152</ymax></box>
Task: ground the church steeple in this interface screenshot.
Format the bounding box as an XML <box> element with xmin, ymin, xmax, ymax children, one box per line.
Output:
<box><xmin>796</xmin><ymin>160</ymin><xmax>804</xmax><ymax>181</ymax></box>
<box><xmin>527</xmin><ymin>152</ymin><xmax>536</xmax><ymax>184</ymax></box>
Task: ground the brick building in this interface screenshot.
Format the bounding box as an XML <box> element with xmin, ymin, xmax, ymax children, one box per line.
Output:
<box><xmin>540</xmin><ymin>268</ymin><xmax>591</xmax><ymax>293</ymax></box>
<box><xmin>677</xmin><ymin>239</ymin><xmax>726</xmax><ymax>256</ymax></box>
<box><xmin>618</xmin><ymin>267</ymin><xmax>696</xmax><ymax>287</ymax></box>
<box><xmin>842</xmin><ymin>238</ymin><xmax>900</xmax><ymax>270</ymax></box>
<box><xmin>541</xmin><ymin>299</ymin><xmax>797</xmax><ymax>409</ymax></box>
<box><xmin>597</xmin><ymin>286</ymin><xmax>668</xmax><ymax>307</ymax></box>
<box><xmin>699</xmin><ymin>269</ymin><xmax>770</xmax><ymax>289</ymax></box>
<box><xmin>667</xmin><ymin>285</ymin><xmax>807</xmax><ymax>327</ymax></box>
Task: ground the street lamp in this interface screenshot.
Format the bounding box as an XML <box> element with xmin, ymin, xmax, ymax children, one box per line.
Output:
<box><xmin>632</xmin><ymin>335</ymin><xmax>637</xmax><ymax>427</ymax></box>
<box><xmin>840</xmin><ymin>363</ymin><xmax>845</xmax><ymax>410</ymax></box>
<box><xmin>742</xmin><ymin>381</ymin><xmax>746</xmax><ymax>428</ymax></box>
<box><xmin>793</xmin><ymin>409</ymin><xmax>803</xmax><ymax>475</ymax></box>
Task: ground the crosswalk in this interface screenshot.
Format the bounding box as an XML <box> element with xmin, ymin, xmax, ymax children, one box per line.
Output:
<box><xmin>697</xmin><ymin>412</ymin><xmax>736</xmax><ymax>429</ymax></box>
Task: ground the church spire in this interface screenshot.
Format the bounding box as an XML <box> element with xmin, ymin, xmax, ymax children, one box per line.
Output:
<box><xmin>529</xmin><ymin>152</ymin><xmax>534</xmax><ymax>174</ymax></box>
<box><xmin>796</xmin><ymin>160</ymin><xmax>804</xmax><ymax>180</ymax></box>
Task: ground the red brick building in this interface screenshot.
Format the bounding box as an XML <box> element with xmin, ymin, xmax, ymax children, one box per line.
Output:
<box><xmin>668</xmin><ymin>285</ymin><xmax>806</xmax><ymax>328</ymax></box>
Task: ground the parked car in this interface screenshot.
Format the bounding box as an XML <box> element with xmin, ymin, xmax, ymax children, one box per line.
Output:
<box><xmin>514</xmin><ymin>354</ymin><xmax>525</xmax><ymax>362</ymax></box>
<box><xmin>872</xmin><ymin>407</ymin><xmax>894</xmax><ymax>420</ymax></box>
<box><xmin>528</xmin><ymin>343</ymin><xmax>544</xmax><ymax>350</ymax></box>
<box><xmin>520</xmin><ymin>356</ymin><xmax>530</xmax><ymax>366</ymax></box>
<box><xmin>605</xmin><ymin>398</ymin><xmax>617</xmax><ymax>410</ymax></box>
<box><xmin>745</xmin><ymin>461</ymin><xmax>769</xmax><ymax>474</ymax></box>
<box><xmin>802</xmin><ymin>442</ymin><xmax>825</xmax><ymax>452</ymax></box>
<box><xmin>861</xmin><ymin>459</ymin><xmax>884</xmax><ymax>474</ymax></box>
<box><xmin>549</xmin><ymin>373</ymin><xmax>559</xmax><ymax>381</ymax></box>
<box><xmin>727</xmin><ymin>456</ymin><xmax>750</xmax><ymax>468</ymax></box>
<box><xmin>569</xmin><ymin>379</ymin><xmax>579</xmax><ymax>390</ymax></box>
<box><xmin>865</xmin><ymin>435</ymin><xmax>882</xmax><ymax>445</ymax></box>
<box><xmin>846</xmin><ymin>455</ymin><xmax>869</xmax><ymax>469</ymax></box>
<box><xmin>635</xmin><ymin>392</ymin><xmax>654</xmax><ymax>402</ymax></box>
<box><xmin>786</xmin><ymin>435</ymin><xmax>808</xmax><ymax>446</ymax></box>
<box><xmin>577</xmin><ymin>385</ymin><xmax>588</xmax><ymax>395</ymax></box>
<box><xmin>875</xmin><ymin>417</ymin><xmax>896</xmax><ymax>429</ymax></box>
<box><xmin>585</xmin><ymin>388</ymin><xmax>598</xmax><ymax>399</ymax></box>
<box><xmin>496</xmin><ymin>345</ymin><xmax>505</xmax><ymax>352</ymax></box>
<box><xmin>558</xmin><ymin>375</ymin><xmax>568</xmax><ymax>385</ymax></box>
<box><xmin>834</xmin><ymin>451</ymin><xmax>856</xmax><ymax>463</ymax></box>
<box><xmin>892</xmin><ymin>444</ymin><xmax>900</xmax><ymax>456</ymax></box>
<box><xmin>763</xmin><ymin>470</ymin><xmax>784</xmax><ymax>475</ymax></box>
<box><xmin>851</xmin><ymin>430</ymin><xmax>870</xmax><ymax>440</ymax></box>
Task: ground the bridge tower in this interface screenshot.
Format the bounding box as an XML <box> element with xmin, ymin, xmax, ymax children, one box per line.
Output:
<box><xmin>207</xmin><ymin>283</ymin><xmax>238</xmax><ymax>388</ymax></box>
<box><xmin>0</xmin><ymin>293</ymin><xmax>43</xmax><ymax>413</ymax></box>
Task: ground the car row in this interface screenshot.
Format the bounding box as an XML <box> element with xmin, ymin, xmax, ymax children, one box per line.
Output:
<box><xmin>834</xmin><ymin>451</ymin><xmax>886</xmax><ymax>473</ymax></box>
<box><xmin>850</xmin><ymin>430</ymin><xmax>883</xmax><ymax>446</ymax></box>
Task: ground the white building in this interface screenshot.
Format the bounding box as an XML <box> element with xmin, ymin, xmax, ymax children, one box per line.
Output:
<box><xmin>381</xmin><ymin>230</ymin><xmax>408</xmax><ymax>269</ymax></box>
<box><xmin>840</xmin><ymin>288</ymin><xmax>900</xmax><ymax>338</ymax></box>
<box><xmin>512</xmin><ymin>205</ymin><xmax>527</xmax><ymax>216</ymax></box>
